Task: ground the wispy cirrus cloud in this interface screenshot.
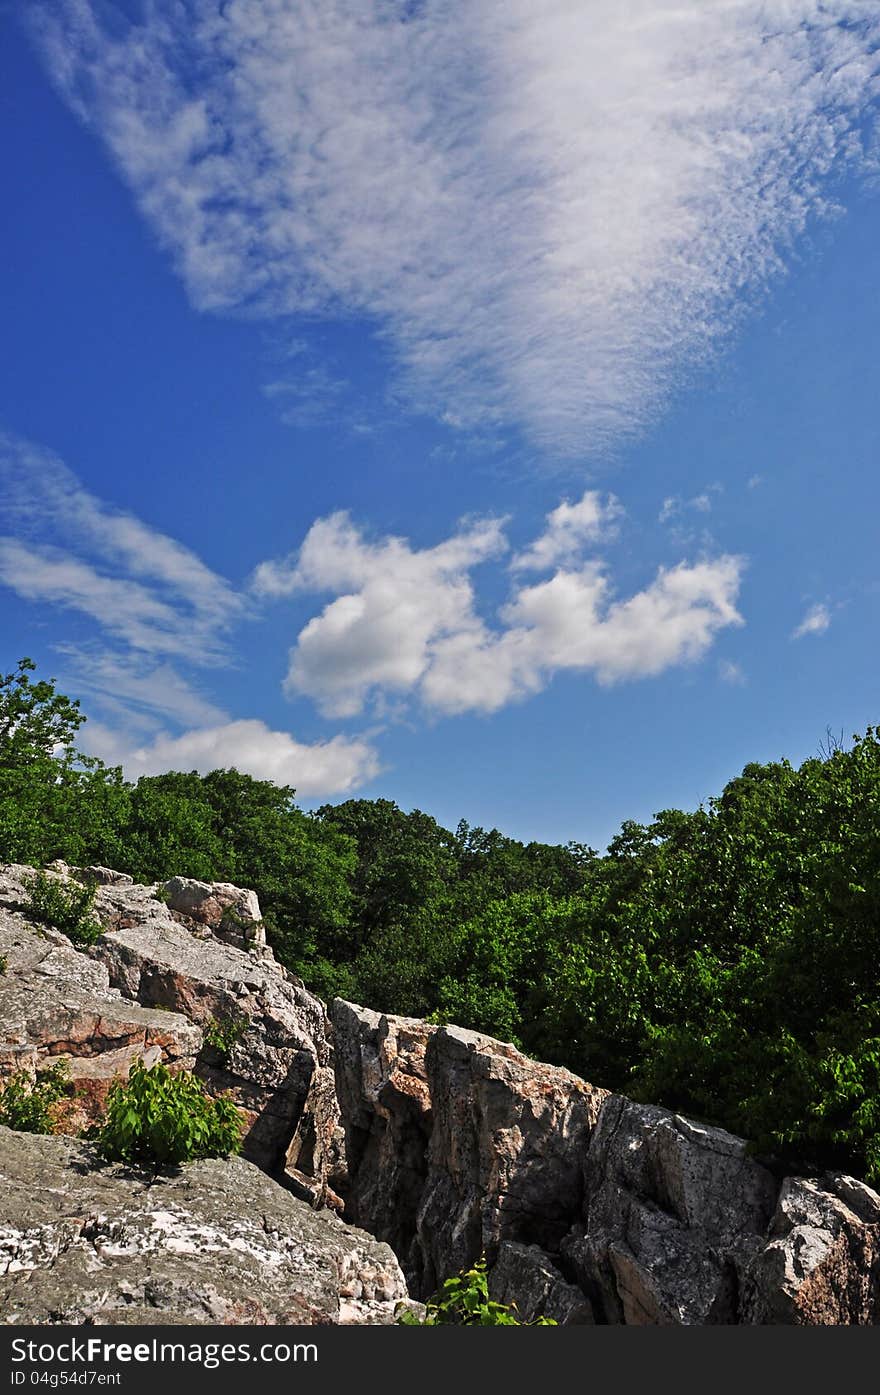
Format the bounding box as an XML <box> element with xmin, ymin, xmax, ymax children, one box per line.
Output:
<box><xmin>0</xmin><ymin>432</ymin><xmax>243</xmax><ymax>662</ymax></box>
<box><xmin>792</xmin><ymin>601</ymin><xmax>832</xmax><ymax>638</ymax></box>
<box><xmin>259</xmin><ymin>509</ymin><xmax>745</xmax><ymax>718</ymax></box>
<box><xmin>0</xmin><ymin>432</ymin><xmax>380</xmax><ymax>796</ymax></box>
<box><xmin>28</xmin><ymin>1</ymin><xmax>880</xmax><ymax>454</ymax></box>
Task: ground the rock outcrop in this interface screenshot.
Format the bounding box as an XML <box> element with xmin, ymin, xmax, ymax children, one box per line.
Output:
<box><xmin>0</xmin><ymin>1126</ymin><xmax>409</xmax><ymax>1325</ymax></box>
<box><xmin>92</xmin><ymin>878</ymin><xmax>333</xmax><ymax>1174</ymax></box>
<box><xmin>0</xmin><ymin>867</ymin><xmax>200</xmax><ymax>1130</ymax></box>
<box><xmin>330</xmin><ymin>999</ymin><xmax>880</xmax><ymax>1324</ymax></box>
<box><xmin>3</xmin><ymin>861</ymin><xmax>880</xmax><ymax>1326</ymax></box>
<box><xmin>561</xmin><ymin>1095</ymin><xmax>778</xmax><ymax>1324</ymax></box>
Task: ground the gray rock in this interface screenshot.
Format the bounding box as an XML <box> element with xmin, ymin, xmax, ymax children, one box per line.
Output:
<box><xmin>413</xmin><ymin>1025</ymin><xmax>607</xmax><ymax>1296</ymax></box>
<box><xmin>330</xmin><ymin>1001</ymin><xmax>607</xmax><ymax>1301</ymax></box>
<box><xmin>488</xmin><ymin>1242</ymin><xmax>595</xmax><ymax>1324</ymax></box>
<box><xmin>742</xmin><ymin>1174</ymin><xmax>880</xmax><ymax>1324</ymax></box>
<box><xmin>0</xmin><ymin>875</ymin><xmax>200</xmax><ymax>1130</ymax></box>
<box><xmin>160</xmin><ymin>876</ymin><xmax>266</xmax><ymax>949</ymax></box>
<box><xmin>562</xmin><ymin>1095</ymin><xmax>779</xmax><ymax>1324</ymax></box>
<box><xmin>93</xmin><ymin>889</ymin><xmax>333</xmax><ymax>1174</ymax></box>
<box><xmin>0</xmin><ymin>1126</ymin><xmax>410</xmax><ymax>1325</ymax></box>
<box><xmin>330</xmin><ymin>1000</ymin><xmax>435</xmax><ymax>1258</ymax></box>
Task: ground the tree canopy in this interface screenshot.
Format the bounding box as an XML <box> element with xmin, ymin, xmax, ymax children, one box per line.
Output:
<box><xmin>2</xmin><ymin>656</ymin><xmax>878</xmax><ymax>1182</ymax></box>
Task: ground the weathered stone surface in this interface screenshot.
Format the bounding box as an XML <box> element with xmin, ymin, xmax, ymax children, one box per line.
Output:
<box><xmin>161</xmin><ymin>876</ymin><xmax>266</xmax><ymax>949</ymax></box>
<box><xmin>488</xmin><ymin>1241</ymin><xmax>595</xmax><ymax>1324</ymax></box>
<box><xmin>331</xmin><ymin>1001</ymin><xmax>607</xmax><ymax>1301</ymax></box>
<box><xmin>92</xmin><ymin>884</ymin><xmax>333</xmax><ymax>1174</ymax></box>
<box><xmin>742</xmin><ymin>1174</ymin><xmax>880</xmax><ymax>1324</ymax></box>
<box><xmin>0</xmin><ymin>1126</ymin><xmax>410</xmax><ymax>1325</ymax></box>
<box><xmin>0</xmin><ymin>869</ymin><xmax>200</xmax><ymax>1128</ymax></box>
<box><xmin>414</xmin><ymin>1025</ymin><xmax>608</xmax><ymax>1297</ymax></box>
<box><xmin>562</xmin><ymin>1095</ymin><xmax>779</xmax><ymax>1324</ymax></box>
<box><xmin>330</xmin><ymin>1000</ymin><xmax>434</xmax><ymax>1254</ymax></box>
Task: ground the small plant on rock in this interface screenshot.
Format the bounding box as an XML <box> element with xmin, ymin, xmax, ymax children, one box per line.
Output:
<box><xmin>397</xmin><ymin>1257</ymin><xmax>556</xmax><ymax>1326</ymax></box>
<box><xmin>95</xmin><ymin>1060</ymin><xmax>244</xmax><ymax>1167</ymax></box>
<box><xmin>0</xmin><ymin>1059</ymin><xmax>72</xmax><ymax>1133</ymax></box>
<box><xmin>203</xmin><ymin>1013</ymin><xmax>248</xmax><ymax>1060</ymax></box>
<box><xmin>23</xmin><ymin>871</ymin><xmax>102</xmax><ymax>947</ymax></box>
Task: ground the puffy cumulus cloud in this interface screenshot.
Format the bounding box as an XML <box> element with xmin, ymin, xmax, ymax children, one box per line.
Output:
<box><xmin>265</xmin><ymin>511</ymin><xmax>745</xmax><ymax>717</ymax></box>
<box><xmin>253</xmin><ymin>510</ymin><xmax>508</xmax><ymax>718</ymax></box>
<box><xmin>425</xmin><ymin>556</ymin><xmax>745</xmax><ymax>714</ymax></box>
<box><xmin>792</xmin><ymin>602</ymin><xmax>831</xmax><ymax>638</ymax></box>
<box><xmin>80</xmin><ymin>718</ymin><xmax>380</xmax><ymax>796</ymax></box>
<box><xmin>29</xmin><ymin>2</ymin><xmax>880</xmax><ymax>454</ymax></box>
<box><xmin>511</xmin><ymin>491</ymin><xmax>622</xmax><ymax>571</ymax></box>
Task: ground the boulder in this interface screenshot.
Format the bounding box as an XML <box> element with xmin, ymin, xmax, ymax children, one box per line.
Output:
<box><xmin>488</xmin><ymin>1242</ymin><xmax>595</xmax><ymax>1324</ymax></box>
<box><xmin>742</xmin><ymin>1174</ymin><xmax>880</xmax><ymax>1324</ymax></box>
<box><xmin>0</xmin><ymin>869</ymin><xmax>200</xmax><ymax>1129</ymax></box>
<box><xmin>91</xmin><ymin>880</ymin><xmax>334</xmax><ymax>1175</ymax></box>
<box><xmin>414</xmin><ymin>1025</ymin><xmax>608</xmax><ymax>1296</ymax></box>
<box><xmin>330</xmin><ymin>1001</ymin><xmax>607</xmax><ymax>1301</ymax></box>
<box><xmin>563</xmin><ymin>1095</ymin><xmax>779</xmax><ymax>1324</ymax></box>
<box><xmin>0</xmin><ymin>1126</ymin><xmax>411</xmax><ymax>1325</ymax></box>
<box><xmin>330</xmin><ymin>1000</ymin><xmax>435</xmax><ymax>1255</ymax></box>
<box><xmin>160</xmin><ymin>876</ymin><xmax>266</xmax><ymax>950</ymax></box>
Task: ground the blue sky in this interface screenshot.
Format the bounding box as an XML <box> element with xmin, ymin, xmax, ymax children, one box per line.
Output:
<box><xmin>1</xmin><ymin>2</ymin><xmax>879</xmax><ymax>850</ymax></box>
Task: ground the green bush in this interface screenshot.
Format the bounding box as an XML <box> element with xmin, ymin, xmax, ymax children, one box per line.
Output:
<box><xmin>24</xmin><ymin>871</ymin><xmax>102</xmax><ymax>946</ymax></box>
<box><xmin>95</xmin><ymin>1061</ymin><xmax>244</xmax><ymax>1167</ymax></box>
<box><xmin>0</xmin><ymin>1059</ymin><xmax>71</xmax><ymax>1133</ymax></box>
<box><xmin>202</xmin><ymin>1013</ymin><xmax>248</xmax><ymax>1059</ymax></box>
<box><xmin>398</xmin><ymin>1258</ymin><xmax>556</xmax><ymax>1326</ymax></box>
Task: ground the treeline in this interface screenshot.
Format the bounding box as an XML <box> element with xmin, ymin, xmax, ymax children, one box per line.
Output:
<box><xmin>2</xmin><ymin>658</ymin><xmax>879</xmax><ymax>1183</ymax></box>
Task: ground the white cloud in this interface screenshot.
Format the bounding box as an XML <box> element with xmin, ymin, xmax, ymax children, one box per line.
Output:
<box><xmin>792</xmin><ymin>602</ymin><xmax>831</xmax><ymax>638</ymax></box>
<box><xmin>659</xmin><ymin>489</ymin><xmax>718</xmax><ymax>524</ymax></box>
<box><xmin>0</xmin><ymin>433</ymin><xmax>243</xmax><ymax>661</ymax></box>
<box><xmin>254</xmin><ymin>510</ymin><xmax>508</xmax><ymax>717</ymax></box>
<box><xmin>264</xmin><ymin>511</ymin><xmax>745</xmax><ymax>717</ymax></box>
<box><xmin>29</xmin><ymin>2</ymin><xmax>880</xmax><ymax>453</ymax></box>
<box><xmin>718</xmin><ymin>658</ymin><xmax>746</xmax><ymax>685</ymax></box>
<box><xmin>0</xmin><ymin>432</ymin><xmax>381</xmax><ymax>798</ymax></box>
<box><xmin>81</xmin><ymin>718</ymin><xmax>380</xmax><ymax>796</ymax></box>
<box><xmin>53</xmin><ymin>647</ymin><xmax>227</xmax><ymax>729</ymax></box>
<box><xmin>424</xmin><ymin>555</ymin><xmax>745</xmax><ymax>714</ymax></box>
<box><xmin>511</xmin><ymin>491</ymin><xmax>622</xmax><ymax>571</ymax></box>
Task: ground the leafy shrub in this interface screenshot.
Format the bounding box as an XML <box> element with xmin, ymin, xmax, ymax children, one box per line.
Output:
<box><xmin>0</xmin><ymin>1059</ymin><xmax>71</xmax><ymax>1133</ymax></box>
<box><xmin>202</xmin><ymin>1013</ymin><xmax>248</xmax><ymax>1059</ymax></box>
<box><xmin>24</xmin><ymin>871</ymin><xmax>102</xmax><ymax>946</ymax></box>
<box><xmin>398</xmin><ymin>1258</ymin><xmax>556</xmax><ymax>1326</ymax></box>
<box><xmin>95</xmin><ymin>1061</ymin><xmax>244</xmax><ymax>1167</ymax></box>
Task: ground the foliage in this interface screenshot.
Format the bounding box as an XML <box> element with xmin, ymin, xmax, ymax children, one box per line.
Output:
<box><xmin>0</xmin><ymin>1059</ymin><xmax>71</xmax><ymax>1134</ymax></box>
<box><xmin>95</xmin><ymin>1061</ymin><xmax>243</xmax><ymax>1167</ymax></box>
<box><xmin>202</xmin><ymin>1013</ymin><xmax>248</xmax><ymax>1059</ymax></box>
<box><xmin>4</xmin><ymin>657</ymin><xmax>880</xmax><ymax>1182</ymax></box>
<box><xmin>23</xmin><ymin>871</ymin><xmax>102</xmax><ymax>946</ymax></box>
<box><xmin>397</xmin><ymin>1258</ymin><xmax>556</xmax><ymax>1326</ymax></box>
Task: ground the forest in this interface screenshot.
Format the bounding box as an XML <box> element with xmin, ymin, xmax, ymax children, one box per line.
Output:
<box><xmin>2</xmin><ymin>656</ymin><xmax>878</xmax><ymax>1184</ymax></box>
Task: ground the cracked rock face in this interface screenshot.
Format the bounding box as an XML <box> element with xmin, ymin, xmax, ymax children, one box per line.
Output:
<box><xmin>742</xmin><ymin>1174</ymin><xmax>880</xmax><ymax>1324</ymax></box>
<box><xmin>0</xmin><ymin>864</ymin><xmax>337</xmax><ymax>1178</ymax></box>
<box><xmin>331</xmin><ymin>1000</ymin><xmax>608</xmax><ymax>1299</ymax></box>
<box><xmin>0</xmin><ymin>868</ymin><xmax>200</xmax><ymax>1129</ymax></box>
<box><xmin>329</xmin><ymin>1001</ymin><xmax>880</xmax><ymax>1324</ymax></box>
<box><xmin>562</xmin><ymin>1095</ymin><xmax>779</xmax><ymax>1324</ymax></box>
<box><xmin>0</xmin><ymin>1126</ymin><xmax>410</xmax><ymax>1325</ymax></box>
